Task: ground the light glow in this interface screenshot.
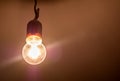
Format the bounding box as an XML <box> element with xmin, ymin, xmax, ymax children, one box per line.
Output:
<box><xmin>28</xmin><ymin>46</ymin><xmax>41</xmax><ymax>59</ymax></box>
<box><xmin>22</xmin><ymin>35</ymin><xmax>46</xmax><ymax>65</ymax></box>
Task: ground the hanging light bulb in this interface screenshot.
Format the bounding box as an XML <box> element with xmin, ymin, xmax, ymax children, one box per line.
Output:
<box><xmin>22</xmin><ymin>0</ymin><xmax>46</xmax><ymax>65</ymax></box>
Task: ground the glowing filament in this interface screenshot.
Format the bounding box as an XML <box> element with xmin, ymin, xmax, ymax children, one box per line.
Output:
<box><xmin>22</xmin><ymin>35</ymin><xmax>46</xmax><ymax>65</ymax></box>
<box><xmin>28</xmin><ymin>46</ymin><xmax>40</xmax><ymax>59</ymax></box>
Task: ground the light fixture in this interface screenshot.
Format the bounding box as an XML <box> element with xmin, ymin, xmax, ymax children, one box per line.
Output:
<box><xmin>22</xmin><ymin>0</ymin><xmax>46</xmax><ymax>65</ymax></box>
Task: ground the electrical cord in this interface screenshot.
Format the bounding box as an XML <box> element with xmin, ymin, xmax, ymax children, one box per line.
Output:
<box><xmin>34</xmin><ymin>0</ymin><xmax>39</xmax><ymax>20</ymax></box>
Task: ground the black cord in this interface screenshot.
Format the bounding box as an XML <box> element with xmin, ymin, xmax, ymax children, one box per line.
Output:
<box><xmin>34</xmin><ymin>0</ymin><xmax>39</xmax><ymax>20</ymax></box>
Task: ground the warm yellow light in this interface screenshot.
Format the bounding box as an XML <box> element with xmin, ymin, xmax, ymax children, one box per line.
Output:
<box><xmin>28</xmin><ymin>46</ymin><xmax>40</xmax><ymax>59</ymax></box>
<box><xmin>22</xmin><ymin>35</ymin><xmax>46</xmax><ymax>65</ymax></box>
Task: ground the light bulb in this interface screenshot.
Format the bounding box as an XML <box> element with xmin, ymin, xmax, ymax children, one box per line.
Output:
<box><xmin>22</xmin><ymin>35</ymin><xmax>46</xmax><ymax>65</ymax></box>
<box><xmin>22</xmin><ymin>19</ymin><xmax>46</xmax><ymax>65</ymax></box>
<box><xmin>22</xmin><ymin>0</ymin><xmax>47</xmax><ymax>65</ymax></box>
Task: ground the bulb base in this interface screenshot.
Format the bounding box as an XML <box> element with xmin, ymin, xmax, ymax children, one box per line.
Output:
<box><xmin>27</xmin><ymin>20</ymin><xmax>42</xmax><ymax>37</ymax></box>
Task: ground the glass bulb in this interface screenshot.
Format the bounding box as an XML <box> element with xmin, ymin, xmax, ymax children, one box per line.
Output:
<box><xmin>22</xmin><ymin>35</ymin><xmax>46</xmax><ymax>65</ymax></box>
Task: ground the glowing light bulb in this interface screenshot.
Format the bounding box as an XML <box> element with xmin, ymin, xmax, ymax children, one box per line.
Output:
<box><xmin>22</xmin><ymin>18</ymin><xmax>47</xmax><ymax>65</ymax></box>
<box><xmin>22</xmin><ymin>0</ymin><xmax>46</xmax><ymax>65</ymax></box>
<box><xmin>22</xmin><ymin>35</ymin><xmax>46</xmax><ymax>65</ymax></box>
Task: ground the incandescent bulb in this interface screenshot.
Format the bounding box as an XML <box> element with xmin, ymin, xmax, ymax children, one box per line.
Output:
<box><xmin>22</xmin><ymin>35</ymin><xmax>46</xmax><ymax>65</ymax></box>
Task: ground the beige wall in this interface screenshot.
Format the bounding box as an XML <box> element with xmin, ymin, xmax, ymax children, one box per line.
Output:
<box><xmin>0</xmin><ymin>0</ymin><xmax>120</xmax><ymax>81</ymax></box>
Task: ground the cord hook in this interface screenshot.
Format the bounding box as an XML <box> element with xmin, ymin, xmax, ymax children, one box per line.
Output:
<box><xmin>34</xmin><ymin>0</ymin><xmax>39</xmax><ymax>20</ymax></box>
